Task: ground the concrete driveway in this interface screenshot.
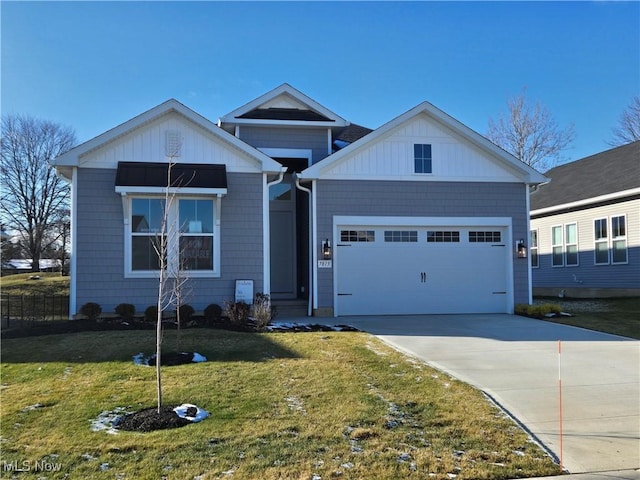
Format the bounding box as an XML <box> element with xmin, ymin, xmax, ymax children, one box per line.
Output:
<box><xmin>336</xmin><ymin>314</ymin><xmax>639</xmax><ymax>474</ymax></box>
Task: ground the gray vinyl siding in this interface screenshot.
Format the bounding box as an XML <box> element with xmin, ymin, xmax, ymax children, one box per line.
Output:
<box><xmin>531</xmin><ymin>198</ymin><xmax>640</xmax><ymax>292</ymax></box>
<box><xmin>239</xmin><ymin>126</ymin><xmax>329</xmax><ymax>163</ymax></box>
<box><xmin>315</xmin><ymin>181</ymin><xmax>531</xmax><ymax>310</ymax></box>
<box><xmin>74</xmin><ymin>168</ymin><xmax>264</xmax><ymax>314</ymax></box>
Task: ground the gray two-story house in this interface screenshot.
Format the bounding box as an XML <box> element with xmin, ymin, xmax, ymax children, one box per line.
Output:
<box><xmin>52</xmin><ymin>84</ymin><xmax>546</xmax><ymax>317</ymax></box>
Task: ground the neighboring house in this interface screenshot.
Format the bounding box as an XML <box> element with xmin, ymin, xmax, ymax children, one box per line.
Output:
<box><xmin>52</xmin><ymin>84</ymin><xmax>546</xmax><ymax>318</ymax></box>
<box><xmin>530</xmin><ymin>141</ymin><xmax>640</xmax><ymax>298</ymax></box>
<box><xmin>1</xmin><ymin>259</ymin><xmax>62</xmax><ymax>275</ymax></box>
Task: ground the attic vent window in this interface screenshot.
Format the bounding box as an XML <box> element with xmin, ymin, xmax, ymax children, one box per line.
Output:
<box><xmin>166</xmin><ymin>130</ymin><xmax>182</xmax><ymax>157</ymax></box>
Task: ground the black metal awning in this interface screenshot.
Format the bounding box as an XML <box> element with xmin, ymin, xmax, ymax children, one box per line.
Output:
<box><xmin>115</xmin><ymin>162</ymin><xmax>227</xmax><ymax>190</ymax></box>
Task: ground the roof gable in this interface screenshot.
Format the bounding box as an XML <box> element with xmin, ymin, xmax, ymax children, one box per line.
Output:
<box><xmin>218</xmin><ymin>83</ymin><xmax>349</xmax><ymax>128</ymax></box>
<box><xmin>52</xmin><ymin>99</ymin><xmax>283</xmax><ymax>176</ymax></box>
<box><xmin>530</xmin><ymin>141</ymin><xmax>640</xmax><ymax>212</ymax></box>
<box><xmin>300</xmin><ymin>101</ymin><xmax>547</xmax><ymax>184</ymax></box>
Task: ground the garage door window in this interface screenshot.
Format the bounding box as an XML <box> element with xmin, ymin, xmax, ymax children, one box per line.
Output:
<box><xmin>384</xmin><ymin>230</ymin><xmax>418</xmax><ymax>242</ymax></box>
<box><xmin>469</xmin><ymin>231</ymin><xmax>501</xmax><ymax>242</ymax></box>
<box><xmin>427</xmin><ymin>231</ymin><xmax>460</xmax><ymax>242</ymax></box>
<box><xmin>341</xmin><ymin>230</ymin><xmax>375</xmax><ymax>242</ymax></box>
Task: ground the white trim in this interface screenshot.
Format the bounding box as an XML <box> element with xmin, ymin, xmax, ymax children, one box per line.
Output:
<box><xmin>52</xmin><ymin>99</ymin><xmax>283</xmax><ymax>173</ymax></box>
<box><xmin>264</xmin><ymin>169</ymin><xmax>287</xmax><ymax>295</ymax></box>
<box><xmin>531</xmin><ymin>187</ymin><xmax>640</xmax><ymax>216</ymax></box>
<box><xmin>300</xmin><ymin>102</ymin><xmax>547</xmax><ymax>185</ymax></box>
<box><xmin>524</xmin><ymin>185</ymin><xmax>533</xmax><ymax>303</ymax></box>
<box><xmin>331</xmin><ymin>216</ymin><xmax>514</xmax><ymax>317</ymax></box>
<box><xmin>123</xmin><ymin>195</ymin><xmax>222</xmax><ymax>279</ymax></box>
<box><xmin>115</xmin><ymin>186</ymin><xmax>227</xmax><ymax>196</ymax></box>
<box><xmin>69</xmin><ymin>167</ymin><xmax>78</xmax><ymax>318</ymax></box>
<box><xmin>219</xmin><ymin>83</ymin><xmax>349</xmax><ymax>127</ymax></box>
<box><xmin>327</xmin><ymin>129</ymin><xmax>332</xmax><ymax>156</ymax></box>
<box><xmin>312</xmin><ymin>180</ymin><xmax>318</xmax><ymax>311</ymax></box>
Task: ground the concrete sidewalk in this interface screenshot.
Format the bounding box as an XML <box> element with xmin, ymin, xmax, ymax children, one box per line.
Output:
<box><xmin>312</xmin><ymin>314</ymin><xmax>639</xmax><ymax>474</ymax></box>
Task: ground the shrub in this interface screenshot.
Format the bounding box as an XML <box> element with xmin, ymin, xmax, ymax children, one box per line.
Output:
<box><xmin>79</xmin><ymin>302</ymin><xmax>102</xmax><ymax>321</ymax></box>
<box><xmin>252</xmin><ymin>292</ymin><xmax>275</xmax><ymax>330</ymax></box>
<box><xmin>515</xmin><ymin>303</ymin><xmax>562</xmax><ymax>319</ymax></box>
<box><xmin>144</xmin><ymin>305</ymin><xmax>158</xmax><ymax>323</ymax></box>
<box><xmin>177</xmin><ymin>304</ymin><xmax>195</xmax><ymax>322</ymax></box>
<box><xmin>225</xmin><ymin>300</ymin><xmax>250</xmax><ymax>326</ymax></box>
<box><xmin>204</xmin><ymin>303</ymin><xmax>222</xmax><ymax>323</ymax></box>
<box><xmin>115</xmin><ymin>303</ymin><xmax>136</xmax><ymax>321</ymax></box>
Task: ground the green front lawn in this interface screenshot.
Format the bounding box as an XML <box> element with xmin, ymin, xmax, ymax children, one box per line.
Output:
<box><xmin>534</xmin><ymin>297</ymin><xmax>640</xmax><ymax>339</ymax></box>
<box><xmin>1</xmin><ymin>329</ymin><xmax>561</xmax><ymax>479</ymax></box>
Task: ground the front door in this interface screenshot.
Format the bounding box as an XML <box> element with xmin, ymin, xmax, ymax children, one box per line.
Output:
<box><xmin>269</xmin><ymin>174</ymin><xmax>297</xmax><ymax>298</ymax></box>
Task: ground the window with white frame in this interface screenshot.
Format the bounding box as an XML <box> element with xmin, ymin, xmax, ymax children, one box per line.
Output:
<box><xmin>611</xmin><ymin>215</ymin><xmax>627</xmax><ymax>264</ymax></box>
<box><xmin>414</xmin><ymin>144</ymin><xmax>432</xmax><ymax>174</ymax></box>
<box><xmin>551</xmin><ymin>225</ymin><xmax>564</xmax><ymax>266</ymax></box>
<box><xmin>129</xmin><ymin>197</ymin><xmax>218</xmax><ymax>276</ymax></box>
<box><xmin>530</xmin><ymin>229</ymin><xmax>539</xmax><ymax>268</ymax></box>
<box><xmin>565</xmin><ymin>223</ymin><xmax>578</xmax><ymax>266</ymax></box>
<box><xmin>594</xmin><ymin>218</ymin><xmax>609</xmax><ymax>265</ymax></box>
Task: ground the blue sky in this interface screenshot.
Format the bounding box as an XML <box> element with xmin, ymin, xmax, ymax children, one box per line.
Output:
<box><xmin>2</xmin><ymin>1</ymin><xmax>638</xmax><ymax>164</ymax></box>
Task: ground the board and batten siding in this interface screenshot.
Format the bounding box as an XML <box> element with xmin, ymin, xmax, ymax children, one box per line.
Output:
<box><xmin>531</xmin><ymin>198</ymin><xmax>640</xmax><ymax>294</ymax></box>
<box><xmin>74</xmin><ymin>168</ymin><xmax>265</xmax><ymax>314</ymax></box>
<box><xmin>238</xmin><ymin>126</ymin><xmax>329</xmax><ymax>164</ymax></box>
<box><xmin>316</xmin><ymin>114</ymin><xmax>523</xmax><ymax>182</ymax></box>
<box><xmin>77</xmin><ymin>112</ymin><xmax>264</xmax><ymax>173</ymax></box>
<box><xmin>314</xmin><ymin>180</ymin><xmax>530</xmax><ymax>312</ymax></box>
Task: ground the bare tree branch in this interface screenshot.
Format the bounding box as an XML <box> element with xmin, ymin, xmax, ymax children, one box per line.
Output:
<box><xmin>609</xmin><ymin>96</ymin><xmax>640</xmax><ymax>146</ymax></box>
<box><xmin>486</xmin><ymin>88</ymin><xmax>575</xmax><ymax>172</ymax></box>
<box><xmin>0</xmin><ymin>114</ymin><xmax>76</xmax><ymax>271</ymax></box>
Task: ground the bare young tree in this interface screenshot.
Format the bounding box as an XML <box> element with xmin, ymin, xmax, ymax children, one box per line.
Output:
<box><xmin>152</xmin><ymin>141</ymin><xmax>194</xmax><ymax>413</ymax></box>
<box><xmin>609</xmin><ymin>96</ymin><xmax>640</xmax><ymax>146</ymax></box>
<box><xmin>486</xmin><ymin>88</ymin><xmax>575</xmax><ymax>172</ymax></box>
<box><xmin>0</xmin><ymin>114</ymin><xmax>76</xmax><ymax>271</ymax></box>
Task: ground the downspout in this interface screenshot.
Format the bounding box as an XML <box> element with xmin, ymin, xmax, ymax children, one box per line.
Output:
<box><xmin>295</xmin><ymin>174</ymin><xmax>313</xmax><ymax>317</ymax></box>
<box><xmin>264</xmin><ymin>168</ymin><xmax>287</xmax><ymax>296</ymax></box>
<box><xmin>525</xmin><ymin>183</ymin><xmax>533</xmax><ymax>306</ymax></box>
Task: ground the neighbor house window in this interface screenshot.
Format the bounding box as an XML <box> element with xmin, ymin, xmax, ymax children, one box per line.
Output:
<box><xmin>530</xmin><ymin>229</ymin><xmax>539</xmax><ymax>268</ymax></box>
<box><xmin>552</xmin><ymin>225</ymin><xmax>564</xmax><ymax>267</ymax></box>
<box><xmin>129</xmin><ymin>197</ymin><xmax>218</xmax><ymax>276</ymax></box>
<box><xmin>414</xmin><ymin>144</ymin><xmax>432</xmax><ymax>174</ymax></box>
<box><xmin>565</xmin><ymin>223</ymin><xmax>578</xmax><ymax>266</ymax></box>
<box><xmin>594</xmin><ymin>218</ymin><xmax>608</xmax><ymax>265</ymax></box>
<box><xmin>611</xmin><ymin>215</ymin><xmax>627</xmax><ymax>264</ymax></box>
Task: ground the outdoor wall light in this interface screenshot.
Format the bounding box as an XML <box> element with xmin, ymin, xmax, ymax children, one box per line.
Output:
<box><xmin>517</xmin><ymin>239</ymin><xmax>527</xmax><ymax>258</ymax></box>
<box><xmin>322</xmin><ymin>239</ymin><xmax>332</xmax><ymax>260</ymax></box>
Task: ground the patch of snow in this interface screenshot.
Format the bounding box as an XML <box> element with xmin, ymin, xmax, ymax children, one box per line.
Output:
<box><xmin>133</xmin><ymin>352</ymin><xmax>148</xmax><ymax>366</ymax></box>
<box><xmin>191</xmin><ymin>352</ymin><xmax>207</xmax><ymax>363</ymax></box>
<box><xmin>90</xmin><ymin>407</ymin><xmax>131</xmax><ymax>434</ymax></box>
<box><xmin>398</xmin><ymin>453</ymin><xmax>412</xmax><ymax>462</ymax></box>
<box><xmin>100</xmin><ymin>463</ymin><xmax>110</xmax><ymax>471</ymax></box>
<box><xmin>284</xmin><ymin>395</ymin><xmax>306</xmax><ymax>415</ymax></box>
<box><xmin>340</xmin><ymin>462</ymin><xmax>354</xmax><ymax>469</ymax></box>
<box><xmin>312</xmin><ymin>475</ymin><xmax>322</xmax><ymax>480</ymax></box>
<box><xmin>21</xmin><ymin>403</ymin><xmax>45</xmax><ymax>412</ymax></box>
<box><xmin>173</xmin><ymin>404</ymin><xmax>209</xmax><ymax>422</ymax></box>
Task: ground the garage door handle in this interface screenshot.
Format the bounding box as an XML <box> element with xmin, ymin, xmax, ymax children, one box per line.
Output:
<box><xmin>420</xmin><ymin>272</ymin><xmax>427</xmax><ymax>283</ymax></box>
<box><xmin>337</xmin><ymin>293</ymin><xmax>353</xmax><ymax>296</ymax></box>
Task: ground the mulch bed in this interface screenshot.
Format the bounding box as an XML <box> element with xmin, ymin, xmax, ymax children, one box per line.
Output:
<box><xmin>148</xmin><ymin>352</ymin><xmax>197</xmax><ymax>366</ymax></box>
<box><xmin>115</xmin><ymin>406</ymin><xmax>194</xmax><ymax>432</ymax></box>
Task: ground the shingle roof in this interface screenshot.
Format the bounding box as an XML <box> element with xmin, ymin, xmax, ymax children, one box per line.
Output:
<box><xmin>238</xmin><ymin>108</ymin><xmax>333</xmax><ymax>122</ymax></box>
<box><xmin>334</xmin><ymin>123</ymin><xmax>373</xmax><ymax>143</ymax></box>
<box><xmin>530</xmin><ymin>141</ymin><xmax>640</xmax><ymax>211</ymax></box>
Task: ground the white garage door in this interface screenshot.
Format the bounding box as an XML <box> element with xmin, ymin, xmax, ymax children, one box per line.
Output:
<box><xmin>336</xmin><ymin>225</ymin><xmax>509</xmax><ymax>315</ymax></box>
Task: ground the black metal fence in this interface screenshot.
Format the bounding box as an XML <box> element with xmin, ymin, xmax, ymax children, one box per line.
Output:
<box><xmin>1</xmin><ymin>294</ymin><xmax>70</xmax><ymax>327</ymax></box>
